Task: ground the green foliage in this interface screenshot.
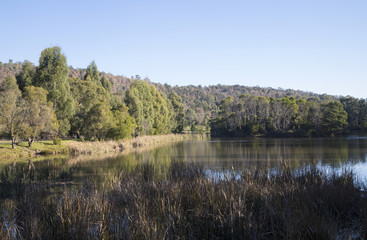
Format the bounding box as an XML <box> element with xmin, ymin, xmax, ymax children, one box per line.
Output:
<box><xmin>151</xmin><ymin>86</ymin><xmax>170</xmax><ymax>134</ymax></box>
<box><xmin>16</xmin><ymin>60</ymin><xmax>35</xmax><ymax>91</ymax></box>
<box><xmin>321</xmin><ymin>101</ymin><xmax>348</xmax><ymax>135</ymax></box>
<box><xmin>34</xmin><ymin>47</ymin><xmax>75</xmax><ymax>136</ymax></box>
<box><xmin>22</xmin><ymin>86</ymin><xmax>58</xmax><ymax>146</ymax></box>
<box><xmin>82</xmin><ymin>101</ymin><xmax>115</xmax><ymax>141</ymax></box>
<box><xmin>168</xmin><ymin>91</ymin><xmax>185</xmax><ymax>133</ymax></box>
<box><xmin>84</xmin><ymin>61</ymin><xmax>100</xmax><ymax>83</ymax></box>
<box><xmin>53</xmin><ymin>136</ymin><xmax>62</xmax><ymax>145</ymax></box>
<box><xmin>108</xmin><ymin>104</ymin><xmax>137</xmax><ymax>139</ymax></box>
<box><xmin>211</xmin><ymin>95</ymin><xmax>352</xmax><ymax>137</ymax></box>
<box><xmin>0</xmin><ymin>75</ymin><xmax>23</xmax><ymax>148</ymax></box>
<box><xmin>125</xmin><ymin>80</ymin><xmax>155</xmax><ymax>135</ymax></box>
<box><xmin>101</xmin><ymin>75</ymin><xmax>112</xmax><ymax>92</ymax></box>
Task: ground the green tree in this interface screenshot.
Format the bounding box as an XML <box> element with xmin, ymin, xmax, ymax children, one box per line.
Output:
<box><xmin>34</xmin><ymin>47</ymin><xmax>75</xmax><ymax>136</ymax></box>
<box><xmin>151</xmin><ymin>86</ymin><xmax>170</xmax><ymax>134</ymax></box>
<box><xmin>101</xmin><ymin>75</ymin><xmax>112</xmax><ymax>92</ymax></box>
<box><xmin>321</xmin><ymin>101</ymin><xmax>348</xmax><ymax>135</ymax></box>
<box><xmin>340</xmin><ymin>96</ymin><xmax>361</xmax><ymax>130</ymax></box>
<box><xmin>0</xmin><ymin>76</ymin><xmax>24</xmax><ymax>148</ymax></box>
<box><xmin>109</xmin><ymin>104</ymin><xmax>137</xmax><ymax>139</ymax></box>
<box><xmin>16</xmin><ymin>60</ymin><xmax>36</xmax><ymax>91</ymax></box>
<box><xmin>168</xmin><ymin>91</ymin><xmax>185</xmax><ymax>133</ymax></box>
<box><xmin>84</xmin><ymin>61</ymin><xmax>100</xmax><ymax>83</ymax></box>
<box><xmin>22</xmin><ymin>86</ymin><xmax>58</xmax><ymax>146</ymax></box>
<box><xmin>82</xmin><ymin>101</ymin><xmax>114</xmax><ymax>141</ymax></box>
<box><xmin>69</xmin><ymin>77</ymin><xmax>110</xmax><ymax>138</ymax></box>
<box><xmin>125</xmin><ymin>80</ymin><xmax>154</xmax><ymax>135</ymax></box>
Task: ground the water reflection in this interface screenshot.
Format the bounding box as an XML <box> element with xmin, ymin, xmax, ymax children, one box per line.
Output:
<box><xmin>1</xmin><ymin>136</ymin><xmax>367</xmax><ymax>186</ymax></box>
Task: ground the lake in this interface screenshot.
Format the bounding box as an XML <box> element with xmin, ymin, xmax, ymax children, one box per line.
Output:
<box><xmin>10</xmin><ymin>135</ymin><xmax>367</xmax><ymax>184</ymax></box>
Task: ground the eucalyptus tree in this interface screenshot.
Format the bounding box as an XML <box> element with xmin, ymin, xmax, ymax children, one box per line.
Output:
<box><xmin>34</xmin><ymin>47</ymin><xmax>75</xmax><ymax>136</ymax></box>
<box><xmin>16</xmin><ymin>60</ymin><xmax>35</xmax><ymax>91</ymax></box>
<box><xmin>168</xmin><ymin>91</ymin><xmax>185</xmax><ymax>133</ymax></box>
<box><xmin>101</xmin><ymin>75</ymin><xmax>112</xmax><ymax>92</ymax></box>
<box><xmin>0</xmin><ymin>75</ymin><xmax>24</xmax><ymax>148</ymax></box>
<box><xmin>321</xmin><ymin>101</ymin><xmax>348</xmax><ymax>135</ymax></box>
<box><xmin>82</xmin><ymin>101</ymin><xmax>114</xmax><ymax>141</ymax></box>
<box><xmin>69</xmin><ymin>77</ymin><xmax>110</xmax><ymax>138</ymax></box>
<box><xmin>84</xmin><ymin>61</ymin><xmax>100</xmax><ymax>83</ymax></box>
<box><xmin>125</xmin><ymin>79</ymin><xmax>154</xmax><ymax>135</ymax></box>
<box><xmin>21</xmin><ymin>86</ymin><xmax>58</xmax><ymax>146</ymax></box>
<box><xmin>151</xmin><ymin>85</ymin><xmax>170</xmax><ymax>134</ymax></box>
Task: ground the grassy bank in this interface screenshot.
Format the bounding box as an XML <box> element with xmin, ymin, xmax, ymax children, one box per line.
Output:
<box><xmin>0</xmin><ymin>141</ymin><xmax>69</xmax><ymax>164</ymax></box>
<box><xmin>0</xmin><ymin>164</ymin><xmax>366</xmax><ymax>239</ymax></box>
<box><xmin>67</xmin><ymin>134</ymin><xmax>206</xmax><ymax>156</ymax></box>
<box><xmin>0</xmin><ymin>134</ymin><xmax>207</xmax><ymax>163</ymax></box>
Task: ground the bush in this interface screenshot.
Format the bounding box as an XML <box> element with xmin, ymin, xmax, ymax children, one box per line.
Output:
<box><xmin>53</xmin><ymin>136</ymin><xmax>62</xmax><ymax>145</ymax></box>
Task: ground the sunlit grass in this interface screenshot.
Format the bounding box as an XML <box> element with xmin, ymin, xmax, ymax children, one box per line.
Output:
<box><xmin>0</xmin><ymin>140</ymin><xmax>70</xmax><ymax>164</ymax></box>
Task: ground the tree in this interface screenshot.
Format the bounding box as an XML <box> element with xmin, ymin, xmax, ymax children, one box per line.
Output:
<box><xmin>109</xmin><ymin>104</ymin><xmax>136</xmax><ymax>139</ymax></box>
<box><xmin>16</xmin><ymin>60</ymin><xmax>36</xmax><ymax>91</ymax></box>
<box><xmin>84</xmin><ymin>61</ymin><xmax>100</xmax><ymax>83</ymax></box>
<box><xmin>101</xmin><ymin>75</ymin><xmax>112</xmax><ymax>92</ymax></box>
<box><xmin>321</xmin><ymin>101</ymin><xmax>348</xmax><ymax>135</ymax></box>
<box><xmin>340</xmin><ymin>96</ymin><xmax>361</xmax><ymax>130</ymax></box>
<box><xmin>0</xmin><ymin>76</ymin><xmax>24</xmax><ymax>148</ymax></box>
<box><xmin>151</xmin><ymin>86</ymin><xmax>170</xmax><ymax>134</ymax></box>
<box><xmin>125</xmin><ymin>80</ymin><xmax>154</xmax><ymax>135</ymax></box>
<box><xmin>22</xmin><ymin>86</ymin><xmax>58</xmax><ymax>146</ymax></box>
<box><xmin>34</xmin><ymin>47</ymin><xmax>75</xmax><ymax>136</ymax></box>
<box><xmin>82</xmin><ymin>101</ymin><xmax>114</xmax><ymax>141</ymax></box>
<box><xmin>69</xmin><ymin>77</ymin><xmax>110</xmax><ymax>138</ymax></box>
<box><xmin>168</xmin><ymin>91</ymin><xmax>185</xmax><ymax>133</ymax></box>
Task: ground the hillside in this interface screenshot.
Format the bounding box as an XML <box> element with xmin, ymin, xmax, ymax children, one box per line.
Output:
<box><xmin>0</xmin><ymin>60</ymin><xmax>334</xmax><ymax>119</ymax></box>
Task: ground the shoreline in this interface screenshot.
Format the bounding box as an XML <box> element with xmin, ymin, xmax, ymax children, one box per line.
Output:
<box><xmin>0</xmin><ymin>134</ymin><xmax>207</xmax><ymax>164</ymax></box>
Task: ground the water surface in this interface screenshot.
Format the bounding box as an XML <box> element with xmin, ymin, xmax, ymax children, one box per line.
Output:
<box><xmin>4</xmin><ymin>135</ymin><xmax>367</xmax><ymax>184</ymax></box>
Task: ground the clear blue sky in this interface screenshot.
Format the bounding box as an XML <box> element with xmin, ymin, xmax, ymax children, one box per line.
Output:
<box><xmin>1</xmin><ymin>0</ymin><xmax>366</xmax><ymax>98</ymax></box>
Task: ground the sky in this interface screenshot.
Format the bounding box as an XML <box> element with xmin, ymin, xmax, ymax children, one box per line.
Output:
<box><xmin>1</xmin><ymin>0</ymin><xmax>366</xmax><ymax>98</ymax></box>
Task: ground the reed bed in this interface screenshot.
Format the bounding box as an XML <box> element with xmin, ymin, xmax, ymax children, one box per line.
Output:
<box><xmin>0</xmin><ymin>163</ymin><xmax>366</xmax><ymax>239</ymax></box>
<box><xmin>67</xmin><ymin>134</ymin><xmax>206</xmax><ymax>157</ymax></box>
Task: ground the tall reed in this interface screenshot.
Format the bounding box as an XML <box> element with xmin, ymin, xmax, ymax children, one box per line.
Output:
<box><xmin>0</xmin><ymin>163</ymin><xmax>365</xmax><ymax>239</ymax></box>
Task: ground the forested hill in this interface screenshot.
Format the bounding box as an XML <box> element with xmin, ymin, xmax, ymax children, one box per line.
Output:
<box><xmin>0</xmin><ymin>60</ymin><xmax>334</xmax><ymax>100</ymax></box>
<box><xmin>0</xmin><ymin>49</ymin><xmax>366</xmax><ymax>143</ymax></box>
<box><xmin>0</xmin><ymin>59</ymin><xmax>335</xmax><ymax>117</ymax></box>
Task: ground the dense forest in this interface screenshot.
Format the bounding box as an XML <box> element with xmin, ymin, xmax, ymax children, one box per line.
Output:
<box><xmin>0</xmin><ymin>47</ymin><xmax>366</xmax><ymax>146</ymax></box>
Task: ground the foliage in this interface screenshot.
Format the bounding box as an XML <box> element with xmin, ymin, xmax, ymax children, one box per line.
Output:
<box><xmin>34</xmin><ymin>47</ymin><xmax>75</xmax><ymax>136</ymax></box>
<box><xmin>0</xmin><ymin>75</ymin><xmax>24</xmax><ymax>148</ymax></box>
<box><xmin>21</xmin><ymin>86</ymin><xmax>58</xmax><ymax>146</ymax></box>
<box><xmin>125</xmin><ymin>79</ymin><xmax>155</xmax><ymax>135</ymax></box>
<box><xmin>84</xmin><ymin>61</ymin><xmax>100</xmax><ymax>83</ymax></box>
<box><xmin>16</xmin><ymin>60</ymin><xmax>36</xmax><ymax>91</ymax></box>
<box><xmin>211</xmin><ymin>95</ymin><xmax>352</xmax><ymax>137</ymax></box>
<box><xmin>321</xmin><ymin>101</ymin><xmax>348</xmax><ymax>135</ymax></box>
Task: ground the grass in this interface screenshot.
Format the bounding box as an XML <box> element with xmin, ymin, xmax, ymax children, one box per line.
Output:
<box><xmin>0</xmin><ymin>140</ymin><xmax>69</xmax><ymax>164</ymax></box>
<box><xmin>0</xmin><ymin>134</ymin><xmax>206</xmax><ymax>164</ymax></box>
<box><xmin>66</xmin><ymin>134</ymin><xmax>206</xmax><ymax>156</ymax></box>
<box><xmin>0</xmin><ymin>163</ymin><xmax>366</xmax><ymax>239</ymax></box>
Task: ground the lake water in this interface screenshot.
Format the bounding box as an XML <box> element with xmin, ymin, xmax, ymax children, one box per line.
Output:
<box><xmin>7</xmin><ymin>135</ymin><xmax>367</xmax><ymax>183</ymax></box>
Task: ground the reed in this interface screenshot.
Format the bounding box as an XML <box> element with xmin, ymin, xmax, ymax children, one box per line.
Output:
<box><xmin>0</xmin><ymin>163</ymin><xmax>365</xmax><ymax>239</ymax></box>
<box><xmin>67</xmin><ymin>134</ymin><xmax>206</xmax><ymax>156</ymax></box>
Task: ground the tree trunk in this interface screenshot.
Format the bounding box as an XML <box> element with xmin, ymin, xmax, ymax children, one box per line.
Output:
<box><xmin>28</xmin><ymin>138</ymin><xmax>34</xmax><ymax>147</ymax></box>
<box><xmin>11</xmin><ymin>137</ymin><xmax>16</xmax><ymax>149</ymax></box>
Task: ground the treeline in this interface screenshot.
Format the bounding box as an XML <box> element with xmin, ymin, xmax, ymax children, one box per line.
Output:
<box><xmin>155</xmin><ymin>83</ymin><xmax>336</xmax><ymax>132</ymax></box>
<box><xmin>2</xmin><ymin>59</ymin><xmax>338</xmax><ymax>133</ymax></box>
<box><xmin>0</xmin><ymin>47</ymin><xmax>185</xmax><ymax>148</ymax></box>
<box><xmin>211</xmin><ymin>94</ymin><xmax>367</xmax><ymax>137</ymax></box>
<box><xmin>1</xmin><ymin>47</ymin><xmax>367</xmax><ymax>142</ymax></box>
